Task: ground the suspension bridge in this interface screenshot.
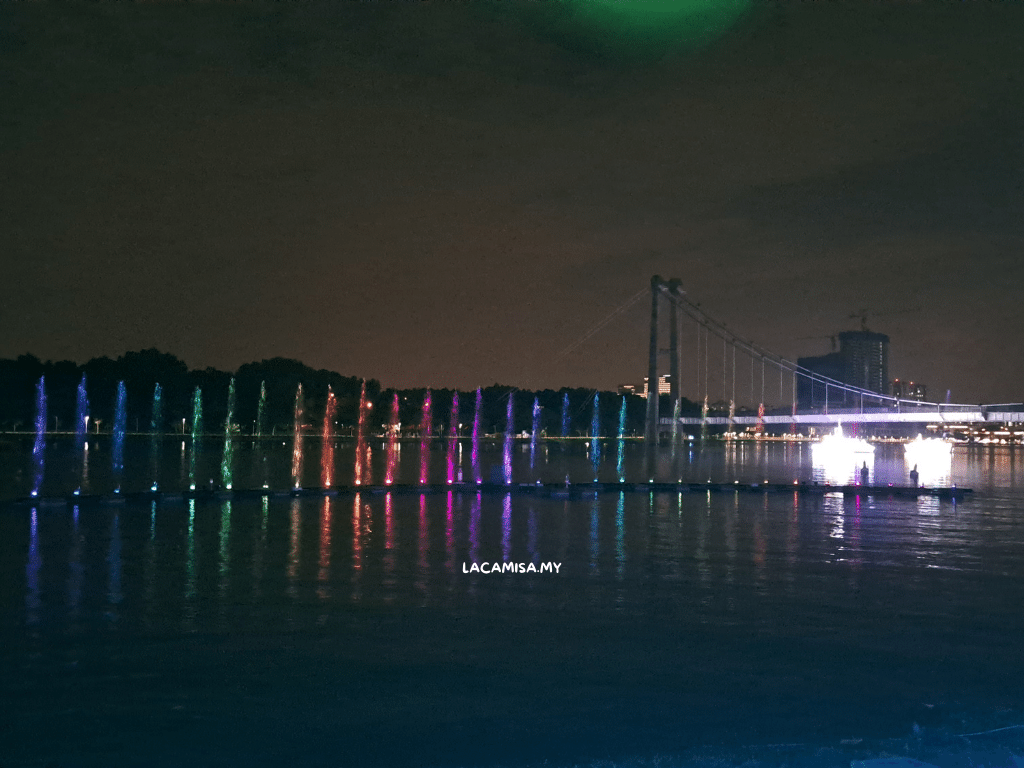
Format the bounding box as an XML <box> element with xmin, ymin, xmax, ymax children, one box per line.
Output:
<box><xmin>636</xmin><ymin>276</ymin><xmax>1023</xmax><ymax>439</ymax></box>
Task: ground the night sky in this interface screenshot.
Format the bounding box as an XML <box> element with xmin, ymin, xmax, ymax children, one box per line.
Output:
<box><xmin>2</xmin><ymin>1</ymin><xmax>1022</xmax><ymax>404</ymax></box>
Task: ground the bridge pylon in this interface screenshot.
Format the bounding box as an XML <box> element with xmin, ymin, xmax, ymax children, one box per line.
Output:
<box><xmin>645</xmin><ymin>276</ymin><xmax>685</xmax><ymax>444</ymax></box>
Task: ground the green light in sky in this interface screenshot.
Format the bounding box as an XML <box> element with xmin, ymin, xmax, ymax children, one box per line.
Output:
<box><xmin>561</xmin><ymin>0</ymin><xmax>750</xmax><ymax>59</ymax></box>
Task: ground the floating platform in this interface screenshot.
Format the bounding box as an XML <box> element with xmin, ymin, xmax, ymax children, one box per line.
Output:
<box><xmin>5</xmin><ymin>481</ymin><xmax>972</xmax><ymax>508</ymax></box>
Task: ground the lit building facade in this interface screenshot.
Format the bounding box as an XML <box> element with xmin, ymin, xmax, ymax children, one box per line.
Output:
<box><xmin>838</xmin><ymin>331</ymin><xmax>889</xmax><ymax>395</ymax></box>
<box><xmin>892</xmin><ymin>379</ymin><xmax>927</xmax><ymax>401</ymax></box>
<box><xmin>642</xmin><ymin>374</ymin><xmax>671</xmax><ymax>399</ymax></box>
<box><xmin>797</xmin><ymin>331</ymin><xmax>889</xmax><ymax>409</ymax></box>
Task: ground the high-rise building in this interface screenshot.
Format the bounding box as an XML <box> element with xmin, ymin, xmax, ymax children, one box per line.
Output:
<box><xmin>838</xmin><ymin>331</ymin><xmax>889</xmax><ymax>395</ymax></box>
<box><xmin>641</xmin><ymin>374</ymin><xmax>671</xmax><ymax>398</ymax></box>
<box><xmin>797</xmin><ymin>331</ymin><xmax>889</xmax><ymax>409</ymax></box>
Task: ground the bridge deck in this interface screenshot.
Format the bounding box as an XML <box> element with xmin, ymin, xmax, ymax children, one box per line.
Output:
<box><xmin>669</xmin><ymin>410</ymin><xmax>1024</xmax><ymax>426</ymax></box>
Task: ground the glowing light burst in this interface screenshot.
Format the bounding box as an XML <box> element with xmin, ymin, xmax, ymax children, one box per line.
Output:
<box><xmin>472</xmin><ymin>388</ymin><xmax>482</xmax><ymax>484</ymax></box>
<box><xmin>291</xmin><ymin>383</ymin><xmax>304</xmax><ymax>489</ymax></box>
<box><xmin>446</xmin><ymin>392</ymin><xmax>459</xmax><ymax>484</ymax></box>
<box><xmin>903</xmin><ymin>434</ymin><xmax>954</xmax><ymax>463</ymax></box>
<box><xmin>385</xmin><ymin>393</ymin><xmax>400</xmax><ymax>485</ymax></box>
<box><xmin>812</xmin><ymin>425</ymin><xmax>874</xmax><ymax>457</ymax></box>
<box><xmin>31</xmin><ymin>376</ymin><xmax>46</xmax><ymax>498</ymax></box>
<box><xmin>904</xmin><ymin>435</ymin><xmax>954</xmax><ymax>487</ymax></box>
<box><xmin>419</xmin><ymin>389</ymin><xmax>433</xmax><ymax>485</ymax></box>
<box><xmin>811</xmin><ymin>425</ymin><xmax>875</xmax><ymax>485</ymax></box>
<box><xmin>560</xmin><ymin>392</ymin><xmax>570</xmax><ymax>439</ymax></box>
<box><xmin>503</xmin><ymin>391</ymin><xmax>514</xmax><ymax>485</ymax></box>
<box><xmin>591</xmin><ymin>393</ymin><xmax>601</xmax><ymax>482</ymax></box>
<box><xmin>321</xmin><ymin>387</ymin><xmax>337</xmax><ymax>488</ymax></box>
<box><xmin>221</xmin><ymin>377</ymin><xmax>236</xmax><ymax>490</ymax></box>
<box><xmin>188</xmin><ymin>386</ymin><xmax>203</xmax><ymax>490</ymax></box>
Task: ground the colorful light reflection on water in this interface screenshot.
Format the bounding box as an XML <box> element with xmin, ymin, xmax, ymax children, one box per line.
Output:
<box><xmin>8</xmin><ymin>447</ymin><xmax>1024</xmax><ymax>768</ymax></box>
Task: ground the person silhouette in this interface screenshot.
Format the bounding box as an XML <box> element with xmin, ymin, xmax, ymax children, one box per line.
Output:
<box><xmin>860</xmin><ymin>461</ymin><xmax>869</xmax><ymax>486</ymax></box>
<box><xmin>910</xmin><ymin>464</ymin><xmax>919</xmax><ymax>486</ymax></box>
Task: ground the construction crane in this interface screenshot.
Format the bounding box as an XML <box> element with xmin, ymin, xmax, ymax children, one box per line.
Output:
<box><xmin>849</xmin><ymin>307</ymin><xmax>921</xmax><ymax>332</ymax></box>
<box><xmin>796</xmin><ymin>306</ymin><xmax>921</xmax><ymax>356</ymax></box>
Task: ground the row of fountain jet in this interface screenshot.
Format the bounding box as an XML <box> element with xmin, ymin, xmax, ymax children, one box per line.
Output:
<box><xmin>28</xmin><ymin>376</ymin><xmax>633</xmax><ymax>497</ymax></box>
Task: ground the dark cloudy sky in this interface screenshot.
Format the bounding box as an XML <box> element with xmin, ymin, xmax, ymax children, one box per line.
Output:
<box><xmin>2</xmin><ymin>1</ymin><xmax>1022</xmax><ymax>404</ymax></box>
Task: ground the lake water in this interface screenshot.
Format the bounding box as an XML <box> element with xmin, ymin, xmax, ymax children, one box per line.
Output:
<box><xmin>2</xmin><ymin>438</ymin><xmax>1024</xmax><ymax>767</ymax></box>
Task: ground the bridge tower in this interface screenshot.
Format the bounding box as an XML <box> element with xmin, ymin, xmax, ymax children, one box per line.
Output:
<box><xmin>644</xmin><ymin>276</ymin><xmax>685</xmax><ymax>443</ymax></box>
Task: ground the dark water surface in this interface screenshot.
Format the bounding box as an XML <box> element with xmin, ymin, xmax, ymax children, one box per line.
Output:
<box><xmin>2</xmin><ymin>440</ymin><xmax>1024</xmax><ymax>767</ymax></box>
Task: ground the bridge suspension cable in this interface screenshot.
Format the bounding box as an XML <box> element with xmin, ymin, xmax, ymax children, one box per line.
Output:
<box><xmin>668</xmin><ymin>286</ymin><xmax>915</xmax><ymax>408</ymax></box>
<box><xmin>553</xmin><ymin>288</ymin><xmax>647</xmax><ymax>364</ymax></box>
<box><xmin>642</xmin><ymin>276</ymin><xmax>998</xmax><ymax>446</ymax></box>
